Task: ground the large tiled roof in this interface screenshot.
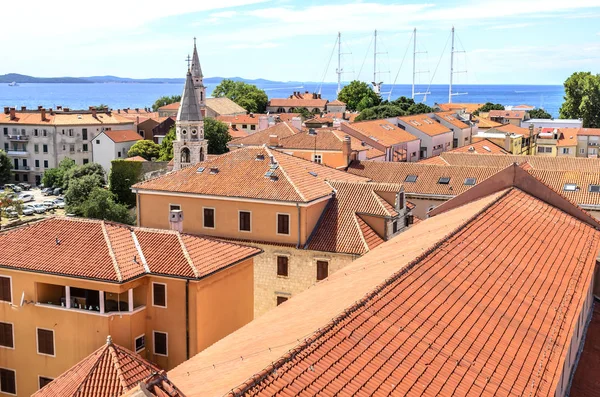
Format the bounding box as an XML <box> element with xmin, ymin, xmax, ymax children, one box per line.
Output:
<box><xmin>229</xmin><ymin>122</ymin><xmax>299</xmax><ymax>147</ymax></box>
<box><xmin>158</xmin><ymin>102</ymin><xmax>180</xmax><ymax>111</ymax></box>
<box><xmin>433</xmin><ymin>111</ymin><xmax>469</xmax><ymax>129</ymax></box>
<box><xmin>305</xmin><ymin>181</ymin><xmax>401</xmax><ymax>255</ymax></box>
<box><xmin>0</xmin><ymin>111</ymin><xmax>133</xmax><ymax>126</ymax></box>
<box><xmin>578</xmin><ymin>128</ymin><xmax>600</xmax><ymax>136</ymax></box>
<box><xmin>34</xmin><ymin>337</ymin><xmax>184</xmax><ymax>397</ymax></box>
<box><xmin>435</xmin><ymin>103</ymin><xmax>484</xmax><ymax>113</ymax></box>
<box><xmin>528</xmin><ymin>169</ymin><xmax>600</xmax><ymax>208</ymax></box>
<box><xmin>488</xmin><ymin>109</ymin><xmax>527</xmax><ymax>119</ymax></box>
<box><xmin>206</xmin><ymin>97</ymin><xmax>248</xmax><ymax>116</ymax></box>
<box><xmin>397</xmin><ymin>113</ymin><xmax>453</xmax><ymax>136</ymax></box>
<box><xmin>216</xmin><ymin>114</ymin><xmax>262</xmax><ymax>125</ymax></box>
<box><xmin>269</xmin><ymin>98</ymin><xmax>328</xmax><ymax>108</ymax></box>
<box><xmin>473</xmin><ymin>116</ymin><xmax>503</xmax><ymax>129</ymax></box>
<box><xmin>347</xmin><ymin>161</ymin><xmax>502</xmax><ymax>197</ymax></box>
<box><xmin>569</xmin><ymin>301</ymin><xmax>600</xmax><ymax>397</ymax></box>
<box><xmin>490</xmin><ymin>123</ymin><xmax>532</xmax><ymax>137</ymax></box>
<box><xmin>104</xmin><ymin>129</ymin><xmax>143</xmax><ymax>143</ymax></box>
<box><xmin>344</xmin><ymin>119</ymin><xmax>419</xmax><ymax>146</ymax></box>
<box><xmin>0</xmin><ymin>218</ymin><xmax>261</xmax><ymax>282</ymax></box>
<box><xmin>133</xmin><ymin>147</ymin><xmax>367</xmax><ymax>203</ymax></box>
<box><xmin>448</xmin><ymin>139</ymin><xmax>508</xmax><ymax>154</ymax></box>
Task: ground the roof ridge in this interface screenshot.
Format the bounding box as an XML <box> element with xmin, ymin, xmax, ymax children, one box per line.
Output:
<box><xmin>372</xmin><ymin>191</ymin><xmax>393</xmax><ymax>216</ymax></box>
<box><xmin>101</xmin><ymin>222</ymin><xmax>123</xmax><ymax>282</ymax></box>
<box><xmin>73</xmin><ymin>344</ymin><xmax>112</xmax><ymax>396</ymax></box>
<box><xmin>353</xmin><ymin>214</ymin><xmax>371</xmax><ymax>253</ymax></box>
<box><xmin>176</xmin><ymin>233</ymin><xmax>199</xmax><ymax>278</ymax></box>
<box><xmin>264</xmin><ymin>146</ymin><xmax>307</xmax><ymax>202</ymax></box>
<box><xmin>108</xmin><ymin>343</ymin><xmax>130</xmax><ymax>392</ymax></box>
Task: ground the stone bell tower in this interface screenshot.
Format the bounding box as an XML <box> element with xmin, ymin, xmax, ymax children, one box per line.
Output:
<box><xmin>172</xmin><ymin>67</ymin><xmax>207</xmax><ymax>171</ymax></box>
<box><xmin>190</xmin><ymin>37</ymin><xmax>206</xmax><ymax>115</ymax></box>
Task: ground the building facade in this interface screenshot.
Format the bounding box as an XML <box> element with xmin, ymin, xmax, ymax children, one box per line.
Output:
<box><xmin>396</xmin><ymin>114</ymin><xmax>454</xmax><ymax>159</ymax></box>
<box><xmin>92</xmin><ymin>130</ymin><xmax>144</xmax><ymax>174</ymax></box>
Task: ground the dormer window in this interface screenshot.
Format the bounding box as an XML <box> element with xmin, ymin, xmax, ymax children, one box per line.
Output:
<box><xmin>564</xmin><ymin>183</ymin><xmax>578</xmax><ymax>192</ymax></box>
<box><xmin>588</xmin><ymin>184</ymin><xmax>600</xmax><ymax>193</ymax></box>
<box><xmin>404</xmin><ymin>175</ymin><xmax>418</xmax><ymax>183</ymax></box>
<box><xmin>438</xmin><ymin>177</ymin><xmax>451</xmax><ymax>184</ymax></box>
<box><xmin>464</xmin><ymin>178</ymin><xmax>476</xmax><ymax>186</ymax></box>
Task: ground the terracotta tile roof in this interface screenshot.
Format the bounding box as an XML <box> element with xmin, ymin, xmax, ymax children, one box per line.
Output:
<box><xmin>0</xmin><ymin>111</ymin><xmax>54</xmax><ymax>125</ymax></box>
<box><xmin>434</xmin><ymin>111</ymin><xmax>469</xmax><ymax>129</ymax></box>
<box><xmin>0</xmin><ymin>218</ymin><xmax>261</xmax><ymax>282</ymax></box>
<box><xmin>557</xmin><ymin>131</ymin><xmax>578</xmax><ymax>147</ymax></box>
<box><xmin>345</xmin><ymin>119</ymin><xmax>419</xmax><ymax>146</ymax></box>
<box><xmin>228</xmin><ymin>126</ymin><xmax>249</xmax><ymax>139</ymax></box>
<box><xmin>34</xmin><ymin>337</ymin><xmax>184</xmax><ymax>397</ymax></box>
<box><xmin>269</xmin><ymin>98</ymin><xmax>328</xmax><ymax>108</ymax></box>
<box><xmin>274</xmin><ymin>113</ymin><xmax>301</xmax><ymax>122</ymax></box>
<box><xmin>133</xmin><ymin>147</ymin><xmax>367</xmax><ymax>203</ymax></box>
<box><xmin>158</xmin><ymin>102</ymin><xmax>180</xmax><ymax>111</ymax></box>
<box><xmin>229</xmin><ymin>122</ymin><xmax>299</xmax><ymax>147</ymax></box>
<box><xmin>278</xmin><ymin>129</ymin><xmax>348</xmax><ymax>151</ymax></box>
<box><xmin>206</xmin><ymin>97</ymin><xmax>247</xmax><ymax>115</ymax></box>
<box><xmin>473</xmin><ymin>116</ymin><xmax>502</xmax><ymax>129</ymax></box>
<box><xmin>418</xmin><ymin>156</ymin><xmax>449</xmax><ymax>165</ymax></box>
<box><xmin>528</xmin><ymin>169</ymin><xmax>600</xmax><ymax>208</ymax></box>
<box><xmin>435</xmin><ymin>103</ymin><xmax>484</xmax><ymax>113</ymax></box>
<box><xmin>120</xmin><ymin>372</ymin><xmax>186</xmax><ymax>397</ymax></box>
<box><xmin>305</xmin><ymin>181</ymin><xmax>401</xmax><ymax>255</ymax></box>
<box><xmin>397</xmin><ymin>114</ymin><xmax>453</xmax><ymax>136</ymax></box>
<box><xmin>166</xmin><ymin>191</ymin><xmax>508</xmax><ymax>395</ymax></box>
<box><xmin>578</xmin><ymin>128</ymin><xmax>600</xmax><ymax>136</ymax></box>
<box><xmin>488</xmin><ymin>109</ymin><xmax>527</xmax><ymax>119</ymax></box>
<box><xmin>103</xmin><ymin>130</ymin><xmax>143</xmax><ymax>143</ymax></box>
<box><xmin>327</xmin><ymin>99</ymin><xmax>346</xmax><ymax>106</ymax></box>
<box><xmin>348</xmin><ymin>161</ymin><xmax>501</xmax><ymax>197</ymax></box>
<box><xmin>512</xmin><ymin>104</ymin><xmax>534</xmax><ymax>109</ymax></box>
<box><xmin>125</xmin><ymin>156</ymin><xmax>147</xmax><ymax>162</ymax></box>
<box><xmin>569</xmin><ymin>300</ymin><xmax>600</xmax><ymax>397</ymax></box>
<box><xmin>216</xmin><ymin>114</ymin><xmax>262</xmax><ymax>125</ymax></box>
<box><xmin>0</xmin><ymin>111</ymin><xmax>134</xmax><ymax>126</ymax></box>
<box><xmin>448</xmin><ymin>139</ymin><xmax>508</xmax><ymax>154</ymax></box>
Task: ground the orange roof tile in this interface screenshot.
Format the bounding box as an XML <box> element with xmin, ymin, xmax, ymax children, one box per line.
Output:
<box><xmin>435</xmin><ymin>103</ymin><xmax>484</xmax><ymax>113</ymax></box>
<box><xmin>473</xmin><ymin>116</ymin><xmax>503</xmax><ymax>129</ymax></box>
<box><xmin>345</xmin><ymin>119</ymin><xmax>419</xmax><ymax>146</ymax></box>
<box><xmin>34</xmin><ymin>337</ymin><xmax>184</xmax><ymax>397</ymax></box>
<box><xmin>398</xmin><ymin>114</ymin><xmax>453</xmax><ymax>136</ymax></box>
<box><xmin>557</xmin><ymin>131</ymin><xmax>578</xmax><ymax>147</ymax></box>
<box><xmin>578</xmin><ymin>128</ymin><xmax>600</xmax><ymax>136</ymax></box>
<box><xmin>434</xmin><ymin>111</ymin><xmax>469</xmax><ymax>129</ymax></box>
<box><xmin>448</xmin><ymin>139</ymin><xmax>508</xmax><ymax>154</ymax></box>
<box><xmin>125</xmin><ymin>156</ymin><xmax>147</xmax><ymax>162</ymax></box>
<box><xmin>327</xmin><ymin>99</ymin><xmax>346</xmax><ymax>106</ymax></box>
<box><xmin>488</xmin><ymin>109</ymin><xmax>527</xmax><ymax>119</ymax></box>
<box><xmin>158</xmin><ymin>102</ymin><xmax>180</xmax><ymax>111</ymax></box>
<box><xmin>104</xmin><ymin>130</ymin><xmax>143</xmax><ymax>143</ymax></box>
<box><xmin>274</xmin><ymin>113</ymin><xmax>301</xmax><ymax>122</ymax></box>
<box><xmin>229</xmin><ymin>122</ymin><xmax>299</xmax><ymax>147</ymax></box>
<box><xmin>216</xmin><ymin>114</ymin><xmax>262</xmax><ymax>125</ymax></box>
<box><xmin>418</xmin><ymin>156</ymin><xmax>449</xmax><ymax>165</ymax></box>
<box><xmin>492</xmin><ymin>123</ymin><xmax>532</xmax><ymax>136</ymax></box>
<box><xmin>133</xmin><ymin>147</ymin><xmax>367</xmax><ymax>203</ymax></box>
<box><xmin>0</xmin><ymin>218</ymin><xmax>261</xmax><ymax>282</ymax></box>
<box><xmin>269</xmin><ymin>98</ymin><xmax>328</xmax><ymax>108</ymax></box>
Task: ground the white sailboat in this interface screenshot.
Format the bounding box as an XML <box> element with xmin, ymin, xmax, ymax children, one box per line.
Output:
<box><xmin>8</xmin><ymin>81</ymin><xmax>19</xmax><ymax>87</ymax></box>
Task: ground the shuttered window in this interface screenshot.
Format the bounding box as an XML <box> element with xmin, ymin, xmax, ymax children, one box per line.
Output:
<box><xmin>37</xmin><ymin>329</ymin><xmax>54</xmax><ymax>356</ymax></box>
<box><xmin>203</xmin><ymin>208</ymin><xmax>215</xmax><ymax>228</ymax></box>
<box><xmin>0</xmin><ymin>368</ymin><xmax>16</xmax><ymax>395</ymax></box>
<box><xmin>154</xmin><ymin>332</ymin><xmax>168</xmax><ymax>356</ymax></box>
<box><xmin>277</xmin><ymin>214</ymin><xmax>290</xmax><ymax>235</ymax></box>
<box><xmin>0</xmin><ymin>277</ymin><xmax>11</xmax><ymax>303</ymax></box>
<box><xmin>277</xmin><ymin>296</ymin><xmax>288</xmax><ymax>306</ymax></box>
<box><xmin>152</xmin><ymin>283</ymin><xmax>166</xmax><ymax>308</ymax></box>
<box><xmin>317</xmin><ymin>261</ymin><xmax>329</xmax><ymax>281</ymax></box>
<box><xmin>239</xmin><ymin>211</ymin><xmax>251</xmax><ymax>231</ymax></box>
<box><xmin>0</xmin><ymin>323</ymin><xmax>13</xmax><ymax>348</ymax></box>
<box><xmin>277</xmin><ymin>256</ymin><xmax>289</xmax><ymax>277</ymax></box>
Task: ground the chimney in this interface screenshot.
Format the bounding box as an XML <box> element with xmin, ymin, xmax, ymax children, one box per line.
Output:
<box><xmin>258</xmin><ymin>116</ymin><xmax>268</xmax><ymax>131</ymax></box>
<box><xmin>291</xmin><ymin>116</ymin><xmax>302</xmax><ymax>131</ymax></box>
<box><xmin>37</xmin><ymin>105</ymin><xmax>43</xmax><ymax>110</ymax></box>
<box><xmin>269</xmin><ymin>154</ymin><xmax>276</xmax><ymax>165</ymax></box>
<box><xmin>57</xmin><ymin>105</ymin><xmax>62</xmax><ymax>110</ymax></box>
<box><xmin>118</xmin><ymin>109</ymin><xmax>121</xmax><ymax>114</ymax></box>
<box><xmin>135</xmin><ymin>108</ymin><xmax>139</xmax><ymax>112</ymax></box>
<box><xmin>318</xmin><ymin>94</ymin><xmax>321</xmax><ymax>99</ymax></box>
<box><xmin>92</xmin><ymin>108</ymin><xmax>97</xmax><ymax>118</ymax></box>
<box><xmin>268</xmin><ymin>134</ymin><xmax>280</xmax><ymax>147</ymax></box>
<box><xmin>342</xmin><ymin>135</ymin><xmax>351</xmax><ymax>167</ymax></box>
<box><xmin>41</xmin><ymin>108</ymin><xmax>46</xmax><ymax>121</ymax></box>
<box><xmin>64</xmin><ymin>107</ymin><xmax>70</xmax><ymax>112</ymax></box>
<box><xmin>21</xmin><ymin>106</ymin><xmax>26</xmax><ymax>111</ymax></box>
<box><xmin>504</xmin><ymin>132</ymin><xmax>512</xmax><ymax>152</ymax></box>
<box><xmin>249</xmin><ymin>112</ymin><xmax>254</xmax><ymax>118</ymax></box>
<box><xmin>136</xmin><ymin>116</ymin><xmax>139</xmax><ymax>125</ymax></box>
<box><xmin>312</xmin><ymin>92</ymin><xmax>317</xmax><ymax>99</ymax></box>
<box><xmin>169</xmin><ymin>209</ymin><xmax>184</xmax><ymax>233</ymax></box>
<box><xmin>332</xmin><ymin>118</ymin><xmax>341</xmax><ymax>130</ymax></box>
<box><xmin>9</xmin><ymin>108</ymin><xmax>16</xmax><ymax>120</ymax></box>
<box><xmin>3</xmin><ymin>107</ymin><xmax>9</xmax><ymax>115</ymax></box>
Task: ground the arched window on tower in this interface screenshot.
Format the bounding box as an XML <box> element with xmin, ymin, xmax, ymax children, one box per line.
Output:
<box><xmin>199</xmin><ymin>147</ymin><xmax>204</xmax><ymax>162</ymax></box>
<box><xmin>200</xmin><ymin>91</ymin><xmax>203</xmax><ymax>101</ymax></box>
<box><xmin>180</xmin><ymin>147</ymin><xmax>191</xmax><ymax>164</ymax></box>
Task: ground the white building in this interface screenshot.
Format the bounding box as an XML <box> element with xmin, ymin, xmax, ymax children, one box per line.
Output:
<box><xmin>92</xmin><ymin>130</ymin><xmax>143</xmax><ymax>174</ymax></box>
<box><xmin>395</xmin><ymin>114</ymin><xmax>454</xmax><ymax>159</ymax></box>
<box><xmin>0</xmin><ymin>107</ymin><xmax>134</xmax><ymax>185</ymax></box>
<box><xmin>432</xmin><ymin>111</ymin><xmax>478</xmax><ymax>148</ymax></box>
<box><xmin>521</xmin><ymin>118</ymin><xmax>583</xmax><ymax>130</ymax></box>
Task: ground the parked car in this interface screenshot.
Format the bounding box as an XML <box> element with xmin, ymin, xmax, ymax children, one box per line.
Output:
<box><xmin>21</xmin><ymin>205</ymin><xmax>35</xmax><ymax>216</ymax></box>
<box><xmin>42</xmin><ymin>187</ymin><xmax>54</xmax><ymax>196</ymax></box>
<box><xmin>18</xmin><ymin>193</ymin><xmax>34</xmax><ymax>203</ymax></box>
<box><xmin>17</xmin><ymin>183</ymin><xmax>31</xmax><ymax>190</ymax></box>
<box><xmin>52</xmin><ymin>200</ymin><xmax>65</xmax><ymax>209</ymax></box>
<box><xmin>11</xmin><ymin>185</ymin><xmax>22</xmax><ymax>193</ymax></box>
<box><xmin>3</xmin><ymin>208</ymin><xmax>18</xmax><ymax>218</ymax></box>
<box><xmin>42</xmin><ymin>200</ymin><xmax>56</xmax><ymax>210</ymax></box>
<box><xmin>3</xmin><ymin>184</ymin><xmax>15</xmax><ymax>191</ymax></box>
<box><xmin>30</xmin><ymin>203</ymin><xmax>47</xmax><ymax>214</ymax></box>
<box><xmin>53</xmin><ymin>188</ymin><xmax>63</xmax><ymax>196</ymax></box>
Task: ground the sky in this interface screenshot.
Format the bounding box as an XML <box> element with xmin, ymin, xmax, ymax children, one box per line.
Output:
<box><xmin>4</xmin><ymin>0</ymin><xmax>600</xmax><ymax>85</ymax></box>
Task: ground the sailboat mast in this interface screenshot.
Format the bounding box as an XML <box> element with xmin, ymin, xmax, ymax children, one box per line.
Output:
<box><xmin>449</xmin><ymin>26</ymin><xmax>455</xmax><ymax>104</ymax></box>
<box><xmin>373</xmin><ymin>29</ymin><xmax>377</xmax><ymax>85</ymax></box>
<box><xmin>412</xmin><ymin>28</ymin><xmax>417</xmax><ymax>99</ymax></box>
<box><xmin>337</xmin><ymin>32</ymin><xmax>342</xmax><ymax>94</ymax></box>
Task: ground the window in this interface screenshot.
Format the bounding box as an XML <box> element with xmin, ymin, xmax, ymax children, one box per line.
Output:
<box><xmin>438</xmin><ymin>177</ymin><xmax>451</xmax><ymax>184</ymax></box>
<box><xmin>83</xmin><ymin>159</ymin><xmax>89</xmax><ymax>165</ymax></box>
<box><xmin>43</xmin><ymin>144</ymin><xmax>48</xmax><ymax>153</ymax></box>
<box><xmin>82</xmin><ymin>128</ymin><xmax>88</xmax><ymax>140</ymax></box>
<box><xmin>152</xmin><ymin>283</ymin><xmax>167</xmax><ymax>307</ymax></box>
<box><xmin>34</xmin><ymin>144</ymin><xmax>39</xmax><ymax>153</ymax></box>
<box><xmin>14</xmin><ymin>175</ymin><xmax>19</xmax><ymax>182</ymax></box>
<box><xmin>277</xmin><ymin>213</ymin><xmax>290</xmax><ymax>235</ymax></box>
<box><xmin>44</xmin><ymin>160</ymin><xmax>49</xmax><ymax>169</ymax></box>
<box><xmin>169</xmin><ymin>204</ymin><xmax>181</xmax><ymax>212</ymax></box>
<box><xmin>39</xmin><ymin>377</ymin><xmax>53</xmax><ymax>389</ymax></box>
<box><xmin>96</xmin><ymin>139</ymin><xmax>100</xmax><ymax>144</ymax></box>
<box><xmin>0</xmin><ymin>276</ymin><xmax>11</xmax><ymax>303</ymax></box>
<box><xmin>239</xmin><ymin>211</ymin><xmax>251</xmax><ymax>232</ymax></box>
<box><xmin>153</xmin><ymin>331</ymin><xmax>168</xmax><ymax>356</ymax></box>
<box><xmin>23</xmin><ymin>175</ymin><xmax>28</xmax><ymax>182</ymax></box>
<box><xmin>276</xmin><ymin>296</ymin><xmax>288</xmax><ymax>306</ymax></box>
<box><xmin>68</xmin><ymin>129</ymin><xmax>74</xmax><ymax>137</ymax></box>
<box><xmin>37</xmin><ymin>328</ymin><xmax>55</xmax><ymax>356</ymax></box>
<box><xmin>203</xmin><ymin>208</ymin><xmax>215</xmax><ymax>228</ymax></box>
<box><xmin>580</xmin><ymin>148</ymin><xmax>586</xmax><ymax>154</ymax></box>
<box><xmin>397</xmin><ymin>192</ymin><xmax>405</xmax><ymax>208</ymax></box>
<box><xmin>82</xmin><ymin>144</ymin><xmax>88</xmax><ymax>152</ymax></box>
<box><xmin>118</xmin><ymin>152</ymin><xmax>121</xmax><ymax>158</ymax></box>
<box><xmin>251</xmin><ymin>125</ymin><xmax>256</xmax><ymax>131</ymax></box>
<box><xmin>277</xmin><ymin>256</ymin><xmax>289</xmax><ymax>277</ymax></box>
<box><xmin>393</xmin><ymin>221</ymin><xmax>398</xmax><ymax>234</ymax></box>
<box><xmin>562</xmin><ymin>148</ymin><xmax>570</xmax><ymax>154</ymax></box>
<box><xmin>134</xmin><ymin>335</ymin><xmax>145</xmax><ymax>353</ymax></box>
<box><xmin>3</xmin><ymin>143</ymin><xmax>7</xmax><ymax>151</ymax></box>
<box><xmin>564</xmin><ymin>183</ymin><xmax>578</xmax><ymax>192</ymax></box>
<box><xmin>404</xmin><ymin>175</ymin><xmax>418</xmax><ymax>183</ymax></box>
<box><xmin>316</xmin><ymin>260</ymin><xmax>329</xmax><ymax>281</ymax></box>
<box><xmin>0</xmin><ymin>323</ymin><xmax>13</xmax><ymax>349</ymax></box>
<box><xmin>35</xmin><ymin>160</ymin><xmax>39</xmax><ymax>168</ymax></box>
<box><xmin>0</xmin><ymin>368</ymin><xmax>16</xmax><ymax>395</ymax></box>
<box><xmin>464</xmin><ymin>177</ymin><xmax>477</xmax><ymax>186</ymax></box>
<box><xmin>43</xmin><ymin>129</ymin><xmax>47</xmax><ymax>137</ymax></box>
<box><xmin>589</xmin><ymin>184</ymin><xmax>600</xmax><ymax>193</ymax></box>
<box><xmin>242</xmin><ymin>124</ymin><xmax>247</xmax><ymax>129</ymax></box>
<box><xmin>313</xmin><ymin>154</ymin><xmax>322</xmax><ymax>164</ymax></box>
<box><xmin>34</xmin><ymin>129</ymin><xmax>38</xmax><ymax>136</ymax></box>
<box><xmin>22</xmin><ymin>159</ymin><xmax>27</xmax><ymax>167</ymax></box>
<box><xmin>2</xmin><ymin>128</ymin><xmax>7</xmax><ymax>135</ymax></box>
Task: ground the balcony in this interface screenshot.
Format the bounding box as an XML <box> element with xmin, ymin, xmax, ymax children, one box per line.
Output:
<box><xmin>35</xmin><ymin>283</ymin><xmax>146</xmax><ymax>316</ymax></box>
<box><xmin>7</xmin><ymin>150</ymin><xmax>29</xmax><ymax>157</ymax></box>
<box><xmin>13</xmin><ymin>166</ymin><xmax>30</xmax><ymax>172</ymax></box>
<box><xmin>8</xmin><ymin>134</ymin><xmax>28</xmax><ymax>141</ymax></box>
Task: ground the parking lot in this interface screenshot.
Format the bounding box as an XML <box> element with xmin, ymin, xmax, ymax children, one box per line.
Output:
<box><xmin>1</xmin><ymin>186</ymin><xmax>66</xmax><ymax>227</ymax></box>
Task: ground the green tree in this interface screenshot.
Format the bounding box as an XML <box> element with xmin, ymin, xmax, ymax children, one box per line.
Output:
<box><xmin>0</xmin><ymin>150</ymin><xmax>12</xmax><ymax>185</ymax></box>
<box><xmin>212</xmin><ymin>79</ymin><xmax>268</xmax><ymax>113</ymax></box>
<box><xmin>0</xmin><ymin>192</ymin><xmax>22</xmax><ymax>225</ymax></box>
<box><xmin>559</xmin><ymin>72</ymin><xmax>600</xmax><ymax>128</ymax></box>
<box><xmin>355</xmin><ymin>104</ymin><xmax>406</xmax><ymax>121</ymax></box>
<box><xmin>63</xmin><ymin>163</ymin><xmax>105</xmax><ymax>189</ymax></box>
<box><xmin>529</xmin><ymin>108</ymin><xmax>553</xmax><ymax>119</ymax></box>
<box><xmin>158</xmin><ymin>126</ymin><xmax>176</xmax><ymax>161</ymax></box>
<box><xmin>473</xmin><ymin>102</ymin><xmax>504</xmax><ymax>116</ymax></box>
<box><xmin>292</xmin><ymin>107</ymin><xmax>314</xmax><ymax>120</ymax></box>
<box><xmin>109</xmin><ymin>160</ymin><xmax>142</xmax><ymax>207</ymax></box>
<box><xmin>79</xmin><ymin>188</ymin><xmax>134</xmax><ymax>225</ymax></box>
<box><xmin>205</xmin><ymin>118</ymin><xmax>231</xmax><ymax>155</ymax></box>
<box><xmin>41</xmin><ymin>157</ymin><xmax>76</xmax><ymax>188</ymax></box>
<box><xmin>127</xmin><ymin>140</ymin><xmax>160</xmax><ymax>161</ymax></box>
<box><xmin>64</xmin><ymin>174</ymin><xmax>104</xmax><ymax>214</ymax></box>
<box><xmin>152</xmin><ymin>95</ymin><xmax>181</xmax><ymax>112</ymax></box>
<box><xmin>338</xmin><ymin>80</ymin><xmax>381</xmax><ymax>112</ymax></box>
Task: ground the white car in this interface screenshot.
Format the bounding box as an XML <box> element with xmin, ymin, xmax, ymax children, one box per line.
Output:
<box><xmin>42</xmin><ymin>200</ymin><xmax>56</xmax><ymax>210</ymax></box>
<box><xmin>18</xmin><ymin>193</ymin><xmax>34</xmax><ymax>203</ymax></box>
<box><xmin>21</xmin><ymin>205</ymin><xmax>35</xmax><ymax>216</ymax></box>
<box><xmin>52</xmin><ymin>200</ymin><xmax>65</xmax><ymax>209</ymax></box>
<box><xmin>31</xmin><ymin>203</ymin><xmax>47</xmax><ymax>214</ymax></box>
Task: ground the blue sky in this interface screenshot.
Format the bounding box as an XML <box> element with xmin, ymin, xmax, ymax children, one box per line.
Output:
<box><xmin>5</xmin><ymin>0</ymin><xmax>600</xmax><ymax>84</ymax></box>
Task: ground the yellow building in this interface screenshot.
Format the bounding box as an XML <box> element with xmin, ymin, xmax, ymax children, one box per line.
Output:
<box><xmin>0</xmin><ymin>217</ymin><xmax>260</xmax><ymax>396</ymax></box>
<box><xmin>472</xmin><ymin>123</ymin><xmax>536</xmax><ymax>155</ymax></box>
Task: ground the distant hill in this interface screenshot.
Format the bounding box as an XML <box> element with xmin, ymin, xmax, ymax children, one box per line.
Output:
<box><xmin>0</xmin><ymin>73</ymin><xmax>297</xmax><ymax>85</ymax></box>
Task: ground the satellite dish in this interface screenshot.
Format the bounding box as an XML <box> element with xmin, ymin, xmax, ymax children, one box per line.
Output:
<box><xmin>20</xmin><ymin>291</ymin><xmax>25</xmax><ymax>307</ymax></box>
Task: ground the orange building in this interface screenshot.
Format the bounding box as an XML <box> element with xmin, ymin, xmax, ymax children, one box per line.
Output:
<box><xmin>0</xmin><ymin>217</ymin><xmax>260</xmax><ymax>396</ymax></box>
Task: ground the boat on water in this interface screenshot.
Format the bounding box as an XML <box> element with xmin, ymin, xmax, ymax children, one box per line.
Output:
<box><xmin>8</xmin><ymin>81</ymin><xmax>19</xmax><ymax>86</ymax></box>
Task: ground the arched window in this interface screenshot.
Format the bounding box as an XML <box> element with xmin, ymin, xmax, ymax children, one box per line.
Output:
<box><xmin>312</xmin><ymin>108</ymin><xmax>320</xmax><ymax>114</ymax></box>
<box><xmin>288</xmin><ymin>108</ymin><xmax>295</xmax><ymax>113</ymax></box>
<box><xmin>277</xmin><ymin>107</ymin><xmax>285</xmax><ymax>113</ymax></box>
<box><xmin>199</xmin><ymin>147</ymin><xmax>204</xmax><ymax>162</ymax></box>
<box><xmin>180</xmin><ymin>147</ymin><xmax>191</xmax><ymax>164</ymax></box>
<box><xmin>181</xmin><ymin>129</ymin><xmax>187</xmax><ymax>136</ymax></box>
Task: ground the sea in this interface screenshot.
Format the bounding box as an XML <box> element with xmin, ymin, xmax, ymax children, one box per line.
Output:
<box><xmin>0</xmin><ymin>82</ymin><xmax>565</xmax><ymax>117</ymax></box>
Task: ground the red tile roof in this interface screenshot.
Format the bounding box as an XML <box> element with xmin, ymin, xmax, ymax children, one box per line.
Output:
<box><xmin>158</xmin><ymin>102</ymin><xmax>180</xmax><ymax>111</ymax></box>
<box><xmin>578</xmin><ymin>128</ymin><xmax>600</xmax><ymax>136</ymax></box>
<box><xmin>344</xmin><ymin>119</ymin><xmax>419</xmax><ymax>146</ymax></box>
<box><xmin>104</xmin><ymin>130</ymin><xmax>143</xmax><ymax>143</ymax></box>
<box><xmin>435</xmin><ymin>103</ymin><xmax>484</xmax><ymax>113</ymax></box>
<box><xmin>569</xmin><ymin>301</ymin><xmax>600</xmax><ymax>397</ymax></box>
<box><xmin>492</xmin><ymin>123</ymin><xmax>532</xmax><ymax>136</ymax></box>
<box><xmin>269</xmin><ymin>98</ymin><xmax>328</xmax><ymax>108</ymax></box>
<box><xmin>216</xmin><ymin>114</ymin><xmax>262</xmax><ymax>125</ymax></box>
<box><xmin>327</xmin><ymin>99</ymin><xmax>346</xmax><ymax>106</ymax></box>
<box><xmin>125</xmin><ymin>156</ymin><xmax>147</xmax><ymax>162</ymax></box>
<box><xmin>133</xmin><ymin>147</ymin><xmax>367</xmax><ymax>203</ymax></box>
<box><xmin>229</xmin><ymin>122</ymin><xmax>299</xmax><ymax>147</ymax></box>
<box><xmin>398</xmin><ymin>114</ymin><xmax>453</xmax><ymax>136</ymax></box>
<box><xmin>33</xmin><ymin>337</ymin><xmax>184</xmax><ymax>397</ymax></box>
<box><xmin>434</xmin><ymin>111</ymin><xmax>469</xmax><ymax>129</ymax></box>
<box><xmin>488</xmin><ymin>109</ymin><xmax>527</xmax><ymax>119</ymax></box>
<box><xmin>0</xmin><ymin>218</ymin><xmax>261</xmax><ymax>282</ymax></box>
<box><xmin>448</xmin><ymin>139</ymin><xmax>508</xmax><ymax>154</ymax></box>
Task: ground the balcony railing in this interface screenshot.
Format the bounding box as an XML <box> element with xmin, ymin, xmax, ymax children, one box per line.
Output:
<box><xmin>13</xmin><ymin>166</ymin><xmax>30</xmax><ymax>171</ymax></box>
<box><xmin>7</xmin><ymin>150</ymin><xmax>29</xmax><ymax>157</ymax></box>
<box><xmin>8</xmin><ymin>134</ymin><xmax>28</xmax><ymax>141</ymax></box>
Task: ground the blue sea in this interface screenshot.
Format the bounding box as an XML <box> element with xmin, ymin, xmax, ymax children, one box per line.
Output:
<box><xmin>0</xmin><ymin>82</ymin><xmax>565</xmax><ymax>117</ymax></box>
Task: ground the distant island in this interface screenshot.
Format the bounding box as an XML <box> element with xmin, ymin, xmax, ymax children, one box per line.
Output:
<box><xmin>0</xmin><ymin>73</ymin><xmax>297</xmax><ymax>85</ymax></box>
